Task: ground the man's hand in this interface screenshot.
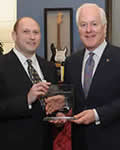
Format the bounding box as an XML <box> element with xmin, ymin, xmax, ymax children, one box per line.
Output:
<box><xmin>45</xmin><ymin>95</ymin><xmax>65</xmax><ymax>114</ymax></box>
<box><xmin>27</xmin><ymin>82</ymin><xmax>51</xmax><ymax>105</ymax></box>
<box><xmin>71</xmin><ymin>109</ymin><xmax>95</xmax><ymax>125</ymax></box>
<box><xmin>49</xmin><ymin>112</ymin><xmax>67</xmax><ymax>126</ymax></box>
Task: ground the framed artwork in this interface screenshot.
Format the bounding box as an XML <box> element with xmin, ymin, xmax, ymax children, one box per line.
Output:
<box><xmin>105</xmin><ymin>0</ymin><xmax>112</xmax><ymax>42</ymax></box>
<box><xmin>44</xmin><ymin>8</ymin><xmax>73</xmax><ymax>63</ymax></box>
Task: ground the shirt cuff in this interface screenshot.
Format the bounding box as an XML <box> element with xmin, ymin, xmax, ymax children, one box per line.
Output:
<box><xmin>28</xmin><ymin>104</ymin><xmax>32</xmax><ymax>109</ymax></box>
<box><xmin>64</xmin><ymin>97</ymin><xmax>70</xmax><ymax>110</ymax></box>
<box><xmin>93</xmin><ymin>109</ymin><xmax>100</xmax><ymax>125</ymax></box>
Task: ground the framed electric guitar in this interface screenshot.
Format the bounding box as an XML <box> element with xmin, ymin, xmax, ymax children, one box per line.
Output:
<box><xmin>50</xmin><ymin>12</ymin><xmax>68</xmax><ymax>63</ymax></box>
<box><xmin>44</xmin><ymin>8</ymin><xmax>73</xmax><ymax>62</ymax></box>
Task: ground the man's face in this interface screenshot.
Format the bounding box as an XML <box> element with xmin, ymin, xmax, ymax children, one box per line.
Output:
<box><xmin>12</xmin><ymin>18</ymin><xmax>41</xmax><ymax>57</ymax></box>
<box><xmin>78</xmin><ymin>6</ymin><xmax>106</xmax><ymax>51</ymax></box>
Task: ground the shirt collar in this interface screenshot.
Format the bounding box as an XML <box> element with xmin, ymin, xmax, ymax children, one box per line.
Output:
<box><xmin>84</xmin><ymin>40</ymin><xmax>107</xmax><ymax>59</ymax></box>
<box><xmin>13</xmin><ymin>48</ymin><xmax>37</xmax><ymax>65</ymax></box>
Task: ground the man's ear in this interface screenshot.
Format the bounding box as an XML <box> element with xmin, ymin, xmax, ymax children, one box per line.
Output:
<box><xmin>11</xmin><ymin>31</ymin><xmax>16</xmax><ymax>41</ymax></box>
<box><xmin>104</xmin><ymin>24</ymin><xmax>107</xmax><ymax>38</ymax></box>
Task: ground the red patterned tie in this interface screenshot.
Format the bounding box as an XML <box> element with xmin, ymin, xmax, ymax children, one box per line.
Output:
<box><xmin>53</xmin><ymin>109</ymin><xmax>72</xmax><ymax>150</ymax></box>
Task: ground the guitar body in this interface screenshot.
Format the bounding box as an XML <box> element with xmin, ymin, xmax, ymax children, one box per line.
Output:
<box><xmin>55</xmin><ymin>47</ymin><xmax>68</xmax><ymax>63</ymax></box>
<box><xmin>50</xmin><ymin>43</ymin><xmax>56</xmax><ymax>62</ymax></box>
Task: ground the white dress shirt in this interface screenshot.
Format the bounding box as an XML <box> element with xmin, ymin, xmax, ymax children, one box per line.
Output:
<box><xmin>13</xmin><ymin>48</ymin><xmax>44</xmax><ymax>81</ymax></box>
<box><xmin>82</xmin><ymin>40</ymin><xmax>107</xmax><ymax>86</ymax></box>
<box><xmin>82</xmin><ymin>40</ymin><xmax>107</xmax><ymax>125</ymax></box>
<box><xmin>13</xmin><ymin>48</ymin><xmax>45</xmax><ymax>109</ymax></box>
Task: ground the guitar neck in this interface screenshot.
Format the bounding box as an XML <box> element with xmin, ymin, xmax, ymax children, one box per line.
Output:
<box><xmin>57</xmin><ymin>23</ymin><xmax>61</xmax><ymax>50</ymax></box>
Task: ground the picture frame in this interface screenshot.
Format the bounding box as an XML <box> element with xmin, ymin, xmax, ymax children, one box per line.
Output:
<box><xmin>105</xmin><ymin>0</ymin><xmax>112</xmax><ymax>42</ymax></box>
<box><xmin>44</xmin><ymin>8</ymin><xmax>73</xmax><ymax>63</ymax></box>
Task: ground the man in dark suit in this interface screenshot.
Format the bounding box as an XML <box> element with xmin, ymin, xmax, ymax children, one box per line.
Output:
<box><xmin>64</xmin><ymin>3</ymin><xmax>120</xmax><ymax>150</ymax></box>
<box><xmin>0</xmin><ymin>17</ymin><xmax>65</xmax><ymax>150</ymax></box>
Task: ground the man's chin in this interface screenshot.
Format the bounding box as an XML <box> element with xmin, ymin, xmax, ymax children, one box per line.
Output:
<box><xmin>26</xmin><ymin>49</ymin><xmax>36</xmax><ymax>55</ymax></box>
<box><xmin>85</xmin><ymin>44</ymin><xmax>96</xmax><ymax>51</ymax></box>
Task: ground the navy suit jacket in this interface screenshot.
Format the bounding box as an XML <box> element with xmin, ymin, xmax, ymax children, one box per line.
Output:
<box><xmin>64</xmin><ymin>43</ymin><xmax>120</xmax><ymax>150</ymax></box>
<box><xmin>0</xmin><ymin>50</ymin><xmax>58</xmax><ymax>150</ymax></box>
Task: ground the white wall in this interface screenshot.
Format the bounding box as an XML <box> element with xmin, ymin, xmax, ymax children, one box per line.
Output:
<box><xmin>112</xmin><ymin>0</ymin><xmax>120</xmax><ymax>47</ymax></box>
<box><xmin>0</xmin><ymin>0</ymin><xmax>17</xmax><ymax>54</ymax></box>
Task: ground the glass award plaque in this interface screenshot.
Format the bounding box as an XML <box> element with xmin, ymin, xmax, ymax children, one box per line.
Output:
<box><xmin>43</xmin><ymin>83</ymin><xmax>74</xmax><ymax>121</ymax></box>
<box><xmin>43</xmin><ymin>116</ymin><xmax>76</xmax><ymax>121</ymax></box>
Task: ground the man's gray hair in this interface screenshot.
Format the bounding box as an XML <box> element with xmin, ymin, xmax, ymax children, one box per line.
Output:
<box><xmin>76</xmin><ymin>3</ymin><xmax>107</xmax><ymax>27</ymax></box>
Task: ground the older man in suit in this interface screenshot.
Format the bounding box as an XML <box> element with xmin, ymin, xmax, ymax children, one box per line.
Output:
<box><xmin>0</xmin><ymin>17</ymin><xmax>65</xmax><ymax>150</ymax></box>
<box><xmin>64</xmin><ymin>3</ymin><xmax>120</xmax><ymax>150</ymax></box>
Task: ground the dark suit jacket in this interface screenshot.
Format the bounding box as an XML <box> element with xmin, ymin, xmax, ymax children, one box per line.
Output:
<box><xmin>0</xmin><ymin>50</ymin><xmax>58</xmax><ymax>150</ymax></box>
<box><xmin>64</xmin><ymin>43</ymin><xmax>120</xmax><ymax>150</ymax></box>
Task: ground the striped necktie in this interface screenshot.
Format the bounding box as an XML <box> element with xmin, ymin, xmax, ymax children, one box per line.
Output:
<box><xmin>83</xmin><ymin>52</ymin><xmax>95</xmax><ymax>98</ymax></box>
<box><xmin>27</xmin><ymin>59</ymin><xmax>45</xmax><ymax>110</ymax></box>
<box><xmin>27</xmin><ymin>59</ymin><xmax>41</xmax><ymax>84</ymax></box>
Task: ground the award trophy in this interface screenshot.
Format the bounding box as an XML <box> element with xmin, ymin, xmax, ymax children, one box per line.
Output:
<box><xmin>43</xmin><ymin>83</ymin><xmax>75</xmax><ymax>121</ymax></box>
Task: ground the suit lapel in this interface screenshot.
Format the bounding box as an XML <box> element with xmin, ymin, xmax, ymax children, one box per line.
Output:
<box><xmin>73</xmin><ymin>50</ymin><xmax>85</xmax><ymax>85</ymax></box>
<box><xmin>36</xmin><ymin>56</ymin><xmax>48</xmax><ymax>80</ymax></box>
<box><xmin>79</xmin><ymin>50</ymin><xmax>85</xmax><ymax>86</ymax></box>
<box><xmin>73</xmin><ymin>50</ymin><xmax>85</xmax><ymax>98</ymax></box>
<box><xmin>36</xmin><ymin>55</ymin><xmax>54</xmax><ymax>82</ymax></box>
<box><xmin>9</xmin><ymin>50</ymin><xmax>32</xmax><ymax>87</ymax></box>
<box><xmin>88</xmin><ymin>44</ymin><xmax>113</xmax><ymax>97</ymax></box>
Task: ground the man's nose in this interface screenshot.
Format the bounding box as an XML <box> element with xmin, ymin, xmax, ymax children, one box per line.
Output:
<box><xmin>86</xmin><ymin>24</ymin><xmax>92</xmax><ymax>32</ymax></box>
<box><xmin>29</xmin><ymin>32</ymin><xmax>35</xmax><ymax>39</ymax></box>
